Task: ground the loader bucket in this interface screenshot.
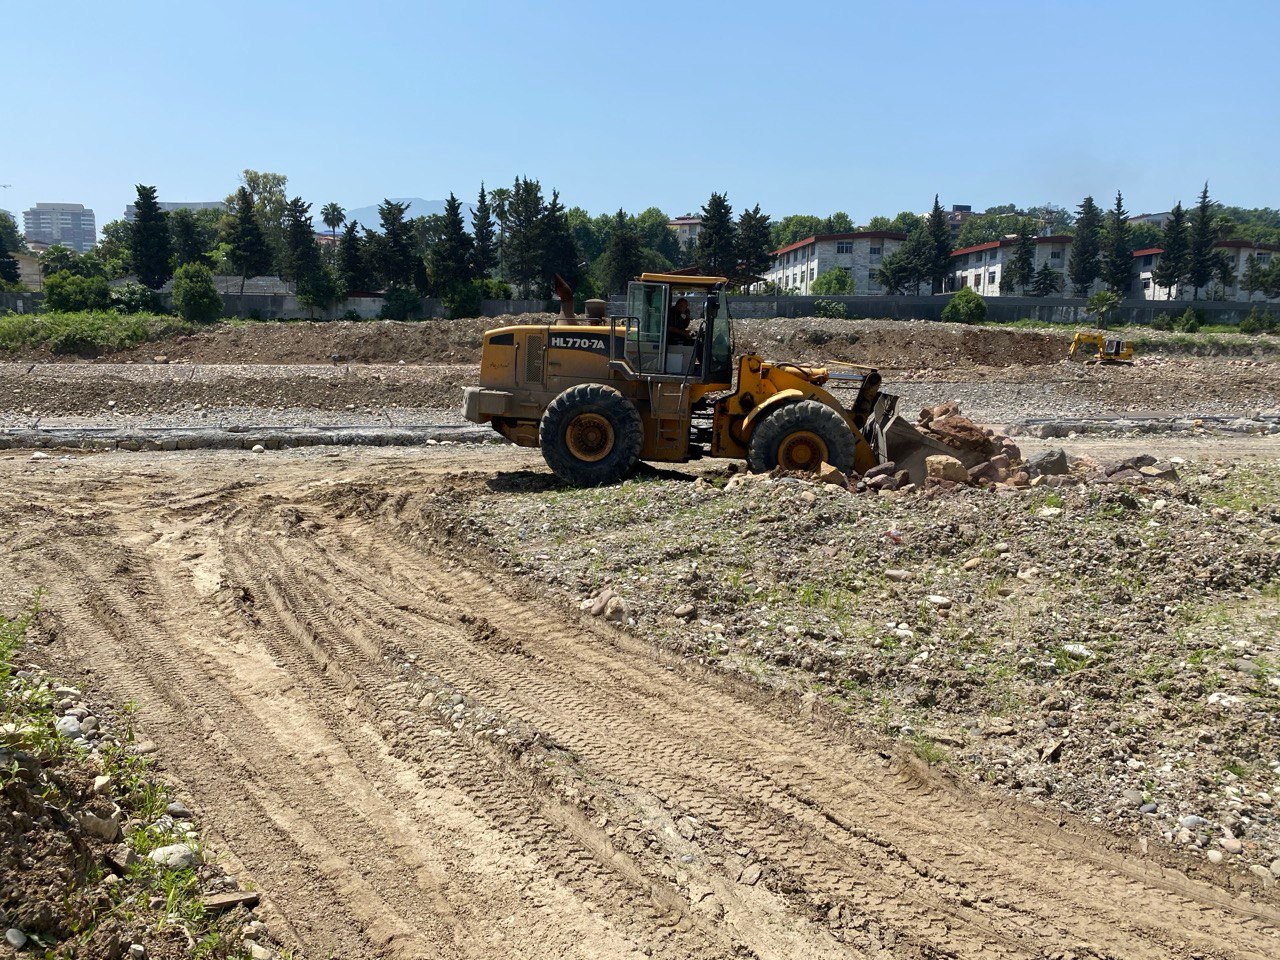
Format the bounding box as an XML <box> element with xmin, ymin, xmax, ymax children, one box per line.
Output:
<box><xmin>866</xmin><ymin>393</ymin><xmax>985</xmax><ymax>485</ymax></box>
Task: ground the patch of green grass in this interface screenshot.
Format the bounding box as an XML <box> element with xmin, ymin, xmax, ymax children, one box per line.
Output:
<box><xmin>0</xmin><ymin>310</ymin><xmax>196</xmax><ymax>355</ymax></box>
<box><xmin>911</xmin><ymin>733</ymin><xmax>949</xmax><ymax>765</ymax></box>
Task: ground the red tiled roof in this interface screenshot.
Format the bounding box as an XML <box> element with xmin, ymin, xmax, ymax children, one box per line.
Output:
<box><xmin>1132</xmin><ymin>241</ymin><xmax>1280</xmax><ymax>258</ymax></box>
<box><xmin>1133</xmin><ymin>247</ymin><xmax>1163</xmax><ymax>258</ymax></box>
<box><xmin>950</xmin><ymin>234</ymin><xmax>1073</xmax><ymax>258</ymax></box>
<box><xmin>770</xmin><ymin>231</ymin><xmax>907</xmax><ymax>257</ymax></box>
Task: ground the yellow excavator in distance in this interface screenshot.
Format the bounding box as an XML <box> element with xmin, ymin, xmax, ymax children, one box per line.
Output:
<box><xmin>1068</xmin><ymin>331</ymin><xmax>1135</xmax><ymax>365</ymax></box>
<box><xmin>462</xmin><ymin>274</ymin><xmax>951</xmax><ymax>487</ymax></box>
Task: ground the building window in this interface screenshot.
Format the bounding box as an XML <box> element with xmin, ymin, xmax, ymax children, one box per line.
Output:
<box><xmin>809</xmin><ymin>267</ymin><xmax>815</xmax><ymax>281</ymax></box>
<box><xmin>989</xmin><ymin>250</ymin><xmax>999</xmax><ymax>261</ymax></box>
<box><xmin>1143</xmin><ymin>255</ymin><xmax>1153</xmax><ymax>266</ymax></box>
<box><xmin>868</xmin><ymin>269</ymin><xmax>876</xmax><ymax>284</ymax></box>
<box><xmin>975</xmin><ymin>274</ymin><xmax>982</xmax><ymax>288</ymax></box>
<box><xmin>1258</xmin><ymin>253</ymin><xmax>1272</xmax><ymax>264</ymax></box>
<box><xmin>960</xmin><ymin>275</ymin><xmax>968</xmax><ymax>288</ymax></box>
<box><xmin>868</xmin><ymin>245</ymin><xmax>881</xmax><ymax>256</ymax></box>
<box><xmin>836</xmin><ymin>241</ymin><xmax>853</xmax><ymax>254</ymax></box>
<box><xmin>1050</xmin><ymin>251</ymin><xmax>1062</xmax><ymax>260</ymax></box>
<box><xmin>988</xmin><ymin>271</ymin><xmax>996</xmax><ymax>284</ymax></box>
<box><xmin>1142</xmin><ymin>279</ymin><xmax>1151</xmax><ymax>289</ymax></box>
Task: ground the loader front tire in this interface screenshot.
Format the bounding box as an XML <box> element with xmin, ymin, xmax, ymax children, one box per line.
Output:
<box><xmin>540</xmin><ymin>383</ymin><xmax>644</xmax><ymax>487</ymax></box>
<box><xmin>747</xmin><ymin>400</ymin><xmax>857</xmax><ymax>475</ymax></box>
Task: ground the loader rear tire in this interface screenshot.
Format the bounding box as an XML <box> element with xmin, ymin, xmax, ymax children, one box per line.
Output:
<box><xmin>747</xmin><ymin>400</ymin><xmax>857</xmax><ymax>475</ymax></box>
<box><xmin>540</xmin><ymin>383</ymin><xmax>644</xmax><ymax>487</ymax></box>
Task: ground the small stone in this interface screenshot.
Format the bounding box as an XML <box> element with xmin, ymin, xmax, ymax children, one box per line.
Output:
<box><xmin>962</xmin><ymin>557</ymin><xmax>981</xmax><ymax>571</ymax></box>
<box><xmin>30</xmin><ymin>451</ymin><xmax>51</xmax><ymax>461</ymax></box>
<box><xmin>166</xmin><ymin>800</ymin><xmax>193</xmax><ymax>819</ymax></box>
<box><xmin>129</xmin><ymin>944</ymin><xmax>147</xmax><ymax>959</ymax></box>
<box><xmin>925</xmin><ymin>595</ymin><xmax>952</xmax><ymax>609</ymax></box>
<box><xmin>589</xmin><ymin>589</ymin><xmax>615</xmax><ymax>617</ymax></box>
<box><xmin>1139</xmin><ymin>802</ymin><xmax>1158</xmax><ymax>814</ymax></box>
<box><xmin>885</xmin><ymin>569</ymin><xmax>910</xmax><ymax>582</ymax></box>
<box><xmin>739</xmin><ymin>863</ymin><xmax>762</xmax><ymax>886</ymax></box>
<box><xmin>1062</xmin><ymin>643</ymin><xmax>1093</xmax><ymax>659</ymax></box>
<box><xmin>1269</xmin><ymin>859</ymin><xmax>1280</xmax><ymax>878</ymax></box>
<box><xmin>603</xmin><ymin>596</ymin><xmax>629</xmax><ymax>623</ymax></box>
<box><xmin>1036</xmin><ymin>506</ymin><xmax>1063</xmax><ymax>518</ymax></box>
<box><xmin>92</xmin><ymin>774</ymin><xmax>112</xmax><ymax>794</ymax></box>
<box><xmin>6</xmin><ymin>929</ymin><xmax>27</xmax><ymax>949</ymax></box>
<box><xmin>135</xmin><ymin>741</ymin><xmax>157</xmax><ymax>755</ymax></box>
<box><xmin>1218</xmin><ymin>837</ymin><xmax>1243</xmax><ymax>855</ymax></box>
<box><xmin>1249</xmin><ymin>865</ymin><xmax>1273</xmax><ymax>883</ymax></box>
<box><xmin>248</xmin><ymin>945</ymin><xmax>278</xmax><ymax>960</ymax></box>
<box><xmin>79</xmin><ymin>811</ymin><xmax>121</xmax><ymax>841</ymax></box>
<box><xmin>1207</xmin><ymin>849</ymin><xmax>1224</xmax><ymax>865</ymax></box>
<box><xmin>251</xmin><ymin>444</ymin><xmax>266</xmax><ymax>454</ymax></box>
<box><xmin>149</xmin><ymin>843</ymin><xmax>202</xmax><ymax>870</ymax></box>
<box><xmin>673</xmin><ymin>603</ymin><xmax>696</xmax><ymax>620</ymax></box>
<box><xmin>1179</xmin><ymin>815</ymin><xmax>1210</xmax><ymax>829</ymax></box>
<box><xmin>54</xmin><ymin>716</ymin><xmax>83</xmax><ymax>739</ymax></box>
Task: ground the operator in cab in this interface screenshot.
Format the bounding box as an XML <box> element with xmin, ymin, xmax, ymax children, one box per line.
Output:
<box><xmin>667</xmin><ymin>297</ymin><xmax>695</xmax><ymax>345</ymax></box>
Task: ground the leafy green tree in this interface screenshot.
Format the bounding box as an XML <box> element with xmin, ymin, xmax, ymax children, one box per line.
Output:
<box><xmin>540</xmin><ymin>190</ymin><xmax>582</xmax><ymax>293</ymax></box>
<box><xmin>1211</xmin><ymin>249</ymin><xmax>1236</xmax><ymax>298</ymax></box>
<box><xmin>38</xmin><ymin>245</ymin><xmax>105</xmax><ymax>278</ymax></box>
<box><xmin>873</xmin><ymin>248</ymin><xmax>913</xmax><ymax>294</ymax></box>
<box><xmin>281</xmin><ymin>198</ymin><xmax>318</xmax><ymax>282</ymax></box>
<box><xmin>226</xmin><ymin>169</ymin><xmax>288</xmax><ymax>268</ymax></box>
<box><xmin>735</xmin><ymin>204</ymin><xmax>773</xmax><ymax>280</ymax></box>
<box><xmin>0</xmin><ymin>237</ymin><xmax>21</xmax><ymax>286</ymax></box>
<box><xmin>0</xmin><ymin>211</ymin><xmax>24</xmax><ymax>254</ymax></box>
<box><xmin>1241</xmin><ymin>253</ymin><xmax>1268</xmax><ymax>300</ymax></box>
<box><xmin>955</xmin><ymin>212</ymin><xmax>1028</xmax><ymax>249</ymax></box>
<box><xmin>224</xmin><ymin>186</ymin><xmax>274</xmax><ymax>298</ymax></box>
<box><xmin>597</xmin><ymin>210</ymin><xmax>643</xmax><ymax>295</ymax></box>
<box><xmin>1085</xmin><ymin>290</ymin><xmax>1121</xmax><ymax>327</ymax></box>
<box><xmin>336</xmin><ymin>221</ymin><xmax>371</xmax><ymax>297</ymax></box>
<box><xmin>810</xmin><ymin>267</ymin><xmax>855</xmax><ymax>295</ymax></box>
<box><xmin>503</xmin><ymin>177</ymin><xmax>546</xmax><ymax>297</ymax></box>
<box><xmin>693</xmin><ymin>192</ymin><xmax>738</xmax><ymax>278</ymax></box>
<box><xmin>822</xmin><ymin>212</ymin><xmax>854</xmax><ymax>233</ymax></box>
<box><xmin>1187</xmin><ymin>182</ymin><xmax>1218</xmax><ymax>299</ymax></box>
<box><xmin>110</xmin><ymin>282</ymin><xmax>161</xmax><ymax>313</ymax></box>
<box><xmin>1000</xmin><ymin>226</ymin><xmax>1036</xmax><ymax>294</ymax></box>
<box><xmin>171</xmin><ymin>262</ymin><xmax>223</xmax><ymax>323</ymax></box>
<box><xmin>634</xmin><ymin>207</ymin><xmax>681</xmax><ymax>264</ymax></box>
<box><xmin>924</xmin><ymin>195</ymin><xmax>952</xmax><ymax>293</ymax></box>
<box><xmin>1030</xmin><ymin>260</ymin><xmax>1062</xmax><ymax>297</ymax></box>
<box><xmin>898</xmin><ymin>226</ymin><xmax>935</xmax><ymax>294</ymax></box>
<box><xmin>770</xmin><ymin>214</ymin><xmax>824</xmax><ymax>249</ymax></box>
<box><xmin>43</xmin><ymin>271</ymin><xmax>111</xmax><ymax>311</ymax></box>
<box><xmin>130</xmin><ymin>185</ymin><xmax>173</xmax><ymax>289</ymax></box>
<box><xmin>566</xmin><ymin>206</ymin><xmax>605</xmax><ymax>263</ymax></box>
<box><xmin>471</xmin><ymin>185</ymin><xmax>498</xmax><ymax>277</ymax></box>
<box><xmin>1068</xmin><ymin>196</ymin><xmax>1103</xmax><ymax>296</ymax></box>
<box><xmin>96</xmin><ymin>219</ymin><xmax>134</xmax><ymax>278</ymax></box>
<box><xmin>1151</xmin><ymin>203</ymin><xmax>1189</xmax><ymax>299</ymax></box>
<box><xmin>1100</xmin><ymin>191</ymin><xmax>1132</xmax><ymax>296</ymax></box>
<box><xmin>168</xmin><ymin>208</ymin><xmax>216</xmax><ymax>270</ymax></box>
<box><xmin>941</xmin><ymin>287</ymin><xmax>986</xmax><ymax>324</ymax></box>
<box><xmin>428</xmin><ymin>193</ymin><xmax>475</xmax><ymax>295</ymax></box>
<box><xmin>1129</xmin><ymin>222</ymin><xmax>1163</xmax><ymax>252</ymax></box>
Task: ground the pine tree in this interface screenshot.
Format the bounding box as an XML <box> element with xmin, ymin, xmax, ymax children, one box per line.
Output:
<box><xmin>1000</xmin><ymin>224</ymin><xmax>1036</xmax><ymax>294</ymax></box>
<box><xmin>899</xmin><ymin>226</ymin><xmax>934</xmax><ymax>295</ymax></box>
<box><xmin>539</xmin><ymin>190</ymin><xmax>581</xmax><ymax>293</ymax></box>
<box><xmin>224</xmin><ymin>186</ymin><xmax>273</xmax><ymax>299</ymax></box>
<box><xmin>924</xmin><ymin>195</ymin><xmax>952</xmax><ymax>293</ymax></box>
<box><xmin>735</xmin><ymin>204</ymin><xmax>774</xmax><ymax>281</ymax></box>
<box><xmin>1241</xmin><ymin>253</ymin><xmax>1267</xmax><ymax>300</ymax></box>
<box><xmin>693</xmin><ymin>192</ymin><xmax>738</xmax><ymax>278</ymax></box>
<box><xmin>471</xmin><ymin>184</ymin><xmax>498</xmax><ymax>278</ymax></box>
<box><xmin>428</xmin><ymin>193</ymin><xmax>475</xmax><ymax>295</ymax></box>
<box><xmin>281</xmin><ymin>197</ymin><xmax>332</xmax><ymax>312</ymax></box>
<box><xmin>1100</xmin><ymin>191</ymin><xmax>1133</xmax><ymax>296</ymax></box>
<box><xmin>374</xmin><ymin>199</ymin><xmax>418</xmax><ymax>290</ymax></box>
<box><xmin>599</xmin><ymin>210</ymin><xmax>643</xmax><ymax>296</ymax></box>
<box><xmin>1030</xmin><ymin>260</ymin><xmax>1062</xmax><ymax>297</ymax></box>
<box><xmin>1151</xmin><ymin>203</ymin><xmax>1189</xmax><ymax>299</ymax></box>
<box><xmin>1067</xmin><ymin>196</ymin><xmax>1103</xmax><ymax>296</ymax></box>
<box><xmin>337</xmin><ymin>221</ymin><xmax>371</xmax><ymax>297</ymax></box>
<box><xmin>1187</xmin><ymin>182</ymin><xmax>1217</xmax><ymax>299</ymax></box>
<box><xmin>168</xmin><ymin>208</ymin><xmax>211</xmax><ymax>270</ymax></box>
<box><xmin>0</xmin><ymin>236</ymin><xmax>20</xmax><ymax>285</ymax></box>
<box><xmin>873</xmin><ymin>249</ymin><xmax>912</xmax><ymax>294</ymax></box>
<box><xmin>504</xmin><ymin>177</ymin><xmax>546</xmax><ymax>297</ymax></box>
<box><xmin>130</xmin><ymin>185</ymin><xmax>173</xmax><ymax>289</ymax></box>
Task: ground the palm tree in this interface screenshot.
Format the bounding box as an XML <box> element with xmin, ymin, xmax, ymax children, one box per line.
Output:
<box><xmin>488</xmin><ymin>187</ymin><xmax>512</xmax><ymax>281</ymax></box>
<box><xmin>321</xmin><ymin>202</ymin><xmax>345</xmax><ymax>242</ymax></box>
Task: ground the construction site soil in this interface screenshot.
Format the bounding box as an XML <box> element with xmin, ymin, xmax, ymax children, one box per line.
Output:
<box><xmin>1</xmin><ymin>445</ymin><xmax>1278</xmax><ymax>960</ymax></box>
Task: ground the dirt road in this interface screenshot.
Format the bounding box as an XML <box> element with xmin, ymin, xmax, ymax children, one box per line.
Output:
<box><xmin>3</xmin><ymin>447</ymin><xmax>1278</xmax><ymax>959</ymax></box>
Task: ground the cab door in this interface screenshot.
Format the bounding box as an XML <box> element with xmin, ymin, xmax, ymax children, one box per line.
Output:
<box><xmin>624</xmin><ymin>281</ymin><xmax>668</xmax><ymax>375</ymax></box>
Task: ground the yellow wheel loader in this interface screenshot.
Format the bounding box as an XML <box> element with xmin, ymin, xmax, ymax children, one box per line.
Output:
<box><xmin>462</xmin><ymin>274</ymin><xmax>948</xmax><ymax>487</ymax></box>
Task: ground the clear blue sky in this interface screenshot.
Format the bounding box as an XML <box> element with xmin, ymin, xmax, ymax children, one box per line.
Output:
<box><xmin>6</xmin><ymin>0</ymin><xmax>1279</xmax><ymax>229</ymax></box>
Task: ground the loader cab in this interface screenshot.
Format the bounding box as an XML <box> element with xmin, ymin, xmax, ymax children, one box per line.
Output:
<box><xmin>622</xmin><ymin>273</ymin><xmax>733</xmax><ymax>386</ymax></box>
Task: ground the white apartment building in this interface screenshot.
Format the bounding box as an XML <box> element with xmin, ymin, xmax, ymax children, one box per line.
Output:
<box><xmin>22</xmin><ymin>202</ymin><xmax>97</xmax><ymax>252</ymax></box>
<box><xmin>949</xmin><ymin>234</ymin><xmax>1076</xmax><ymax>295</ymax></box>
<box><xmin>668</xmin><ymin>215</ymin><xmax>702</xmax><ymax>248</ymax></box>
<box><xmin>762</xmin><ymin>231</ymin><xmax>908</xmax><ymax>295</ymax></box>
<box><xmin>1133</xmin><ymin>240</ymin><xmax>1280</xmax><ymax>302</ymax></box>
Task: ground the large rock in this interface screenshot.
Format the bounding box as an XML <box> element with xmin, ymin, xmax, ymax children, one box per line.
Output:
<box><xmin>925</xmin><ymin>455</ymin><xmax>970</xmax><ymax>484</ymax></box>
<box><xmin>149</xmin><ymin>843</ymin><xmax>202</xmax><ymax>870</ymax></box>
<box><xmin>1027</xmin><ymin>448</ymin><xmax>1069</xmax><ymax>477</ymax></box>
<box><xmin>923</xmin><ymin>416</ymin><xmax>997</xmax><ymax>457</ymax></box>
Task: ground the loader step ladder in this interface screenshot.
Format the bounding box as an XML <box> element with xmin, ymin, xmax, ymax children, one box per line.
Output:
<box><xmin>648</xmin><ymin>381</ymin><xmax>690</xmax><ymax>459</ymax></box>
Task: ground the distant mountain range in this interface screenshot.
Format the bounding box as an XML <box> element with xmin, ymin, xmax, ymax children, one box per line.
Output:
<box><xmin>344</xmin><ymin>198</ymin><xmax>476</xmax><ymax>232</ymax></box>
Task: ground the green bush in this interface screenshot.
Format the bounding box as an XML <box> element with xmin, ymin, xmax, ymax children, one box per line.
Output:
<box><xmin>0</xmin><ymin>311</ymin><xmax>193</xmax><ymax>354</ymax></box>
<box><xmin>810</xmin><ymin>267</ymin><xmax>855</xmax><ymax>296</ymax></box>
<box><xmin>1239</xmin><ymin>306</ymin><xmax>1276</xmax><ymax>334</ymax></box>
<box><xmin>380</xmin><ymin>285</ymin><xmax>422</xmax><ymax>321</ymax></box>
<box><xmin>170</xmin><ymin>263</ymin><xmax>223</xmax><ymax>324</ymax></box>
<box><xmin>1150</xmin><ymin>314</ymin><xmax>1172</xmax><ymax>332</ymax></box>
<box><xmin>941</xmin><ymin>287</ymin><xmax>987</xmax><ymax>325</ymax></box>
<box><xmin>476</xmin><ymin>278</ymin><xmax>514</xmax><ymax>299</ymax></box>
<box><xmin>111</xmin><ymin>281</ymin><xmax>162</xmax><ymax>314</ymax></box>
<box><xmin>443</xmin><ymin>281</ymin><xmax>483</xmax><ymax>320</ymax></box>
<box><xmin>44</xmin><ymin>271</ymin><xmax>111</xmax><ymax>312</ymax></box>
<box><xmin>813</xmin><ymin>298</ymin><xmax>848</xmax><ymax>319</ymax></box>
<box><xmin>1174</xmin><ymin>306</ymin><xmax>1202</xmax><ymax>333</ymax></box>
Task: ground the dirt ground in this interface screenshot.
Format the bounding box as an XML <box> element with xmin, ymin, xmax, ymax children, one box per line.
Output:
<box><xmin>2</xmin><ymin>444</ymin><xmax>1279</xmax><ymax>960</ymax></box>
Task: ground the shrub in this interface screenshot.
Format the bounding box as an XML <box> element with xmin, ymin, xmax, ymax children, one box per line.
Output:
<box><xmin>476</xmin><ymin>278</ymin><xmax>514</xmax><ymax>300</ymax></box>
<box><xmin>813</xmin><ymin>299</ymin><xmax>847</xmax><ymax>319</ymax></box>
<box><xmin>810</xmin><ymin>267</ymin><xmax>855</xmax><ymax>296</ymax></box>
<box><xmin>0</xmin><ymin>311</ymin><xmax>193</xmax><ymax>354</ymax></box>
<box><xmin>1174</xmin><ymin>306</ymin><xmax>1202</xmax><ymax>333</ymax></box>
<box><xmin>1084</xmin><ymin>290</ymin><xmax>1121</xmax><ymax>328</ymax></box>
<box><xmin>44</xmin><ymin>271</ymin><xmax>111</xmax><ymax>312</ymax></box>
<box><xmin>443</xmin><ymin>280</ymin><xmax>483</xmax><ymax>320</ymax></box>
<box><xmin>941</xmin><ymin>287</ymin><xmax>986</xmax><ymax>325</ymax></box>
<box><xmin>1239</xmin><ymin>306</ymin><xmax>1276</xmax><ymax>335</ymax></box>
<box><xmin>380</xmin><ymin>285</ymin><xmax>421</xmax><ymax>321</ymax></box>
<box><xmin>111</xmin><ymin>282</ymin><xmax>162</xmax><ymax>314</ymax></box>
<box><xmin>1150</xmin><ymin>314</ymin><xmax>1172</xmax><ymax>332</ymax></box>
<box><xmin>170</xmin><ymin>263</ymin><xmax>223</xmax><ymax>324</ymax></box>
<box><xmin>340</xmin><ymin>309</ymin><xmax>362</xmax><ymax>321</ymax></box>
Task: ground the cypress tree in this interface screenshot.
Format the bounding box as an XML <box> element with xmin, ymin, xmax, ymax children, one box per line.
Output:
<box><xmin>130</xmin><ymin>184</ymin><xmax>173</xmax><ymax>289</ymax></box>
<box><xmin>428</xmin><ymin>193</ymin><xmax>475</xmax><ymax>295</ymax></box>
<box><xmin>1031</xmin><ymin>260</ymin><xmax>1062</xmax><ymax>297</ymax></box>
<box><xmin>471</xmin><ymin>184</ymin><xmax>498</xmax><ymax>278</ymax></box>
<box><xmin>224</xmin><ymin>186</ymin><xmax>272</xmax><ymax>298</ymax></box>
<box><xmin>1068</xmin><ymin>196</ymin><xmax>1103</xmax><ymax>296</ymax></box>
<box><xmin>925</xmin><ymin>195</ymin><xmax>952</xmax><ymax>293</ymax></box>
<box><xmin>734</xmin><ymin>204</ymin><xmax>774</xmax><ymax>281</ymax></box>
<box><xmin>899</xmin><ymin>226</ymin><xmax>934</xmax><ymax>295</ymax></box>
<box><xmin>693</xmin><ymin>192</ymin><xmax>738</xmax><ymax>278</ymax></box>
<box><xmin>600</xmin><ymin>210</ymin><xmax>643</xmax><ymax>295</ymax></box>
<box><xmin>1001</xmin><ymin>223</ymin><xmax>1036</xmax><ymax>294</ymax></box>
<box><xmin>337</xmin><ymin>221</ymin><xmax>371</xmax><ymax>297</ymax></box>
<box><xmin>1187</xmin><ymin>182</ymin><xmax>1217</xmax><ymax>299</ymax></box>
<box><xmin>1241</xmin><ymin>253</ymin><xmax>1267</xmax><ymax>300</ymax></box>
<box><xmin>375</xmin><ymin>199</ymin><xmax>418</xmax><ymax>290</ymax></box>
<box><xmin>1151</xmin><ymin>203</ymin><xmax>1189</xmax><ymax>299</ymax></box>
<box><xmin>281</xmin><ymin>197</ymin><xmax>333</xmax><ymax>312</ymax></box>
<box><xmin>1100</xmin><ymin>191</ymin><xmax>1133</xmax><ymax>296</ymax></box>
<box><xmin>539</xmin><ymin>189</ymin><xmax>582</xmax><ymax>292</ymax></box>
<box><xmin>504</xmin><ymin>177</ymin><xmax>546</xmax><ymax>297</ymax></box>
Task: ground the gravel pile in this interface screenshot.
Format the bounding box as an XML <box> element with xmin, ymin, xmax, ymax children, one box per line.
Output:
<box><xmin>421</xmin><ymin>458</ymin><xmax>1280</xmax><ymax>880</ymax></box>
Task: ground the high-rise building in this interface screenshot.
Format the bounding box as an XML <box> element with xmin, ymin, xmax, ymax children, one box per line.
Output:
<box><xmin>124</xmin><ymin>200</ymin><xmax>225</xmax><ymax>222</ymax></box>
<box><xmin>22</xmin><ymin>202</ymin><xmax>97</xmax><ymax>252</ymax></box>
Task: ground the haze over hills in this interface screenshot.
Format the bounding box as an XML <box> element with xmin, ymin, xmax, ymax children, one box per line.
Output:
<box><xmin>344</xmin><ymin>197</ymin><xmax>476</xmax><ymax>231</ymax></box>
